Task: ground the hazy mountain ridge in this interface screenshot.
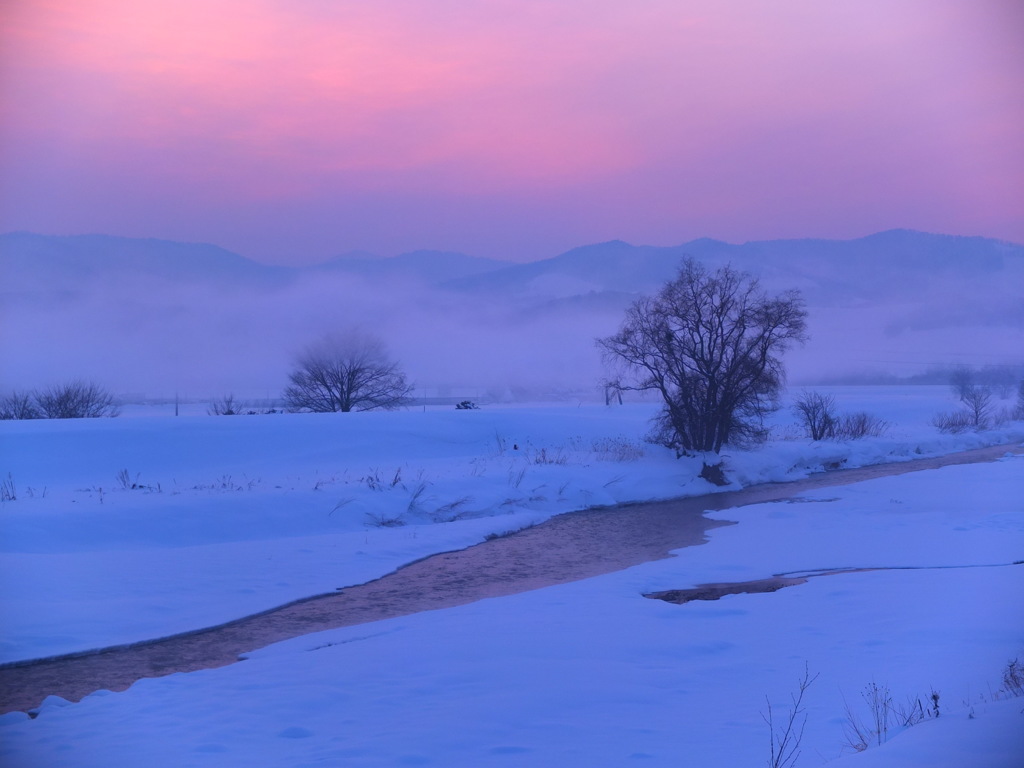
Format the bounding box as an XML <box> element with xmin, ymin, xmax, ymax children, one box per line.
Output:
<box><xmin>1</xmin><ymin>229</ymin><xmax>1021</xmax><ymax>395</ymax></box>
<box><xmin>442</xmin><ymin>229</ymin><xmax>1024</xmax><ymax>307</ymax></box>
<box><xmin>3</xmin><ymin>229</ymin><xmax>1020</xmax><ymax>303</ymax></box>
<box><xmin>0</xmin><ymin>232</ymin><xmax>295</xmax><ymax>292</ymax></box>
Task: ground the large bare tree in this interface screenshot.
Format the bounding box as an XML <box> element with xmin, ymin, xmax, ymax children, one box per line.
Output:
<box><xmin>598</xmin><ymin>259</ymin><xmax>807</xmax><ymax>455</ymax></box>
<box><xmin>284</xmin><ymin>331</ymin><xmax>413</xmax><ymax>413</ymax></box>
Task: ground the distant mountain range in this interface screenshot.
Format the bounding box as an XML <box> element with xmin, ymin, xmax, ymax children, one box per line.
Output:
<box><xmin>2</xmin><ymin>229</ymin><xmax>1021</xmax><ymax>395</ymax></box>
<box><xmin>0</xmin><ymin>232</ymin><xmax>290</xmax><ymax>292</ymax></box>
<box><xmin>3</xmin><ymin>229</ymin><xmax>1020</xmax><ymax>305</ymax></box>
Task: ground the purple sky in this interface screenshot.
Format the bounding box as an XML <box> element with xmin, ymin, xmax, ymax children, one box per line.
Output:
<box><xmin>1</xmin><ymin>0</ymin><xmax>1021</xmax><ymax>264</ymax></box>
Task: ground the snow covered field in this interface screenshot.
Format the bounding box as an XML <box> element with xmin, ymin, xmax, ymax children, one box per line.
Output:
<box><xmin>1</xmin><ymin>386</ymin><xmax>1022</xmax><ymax>766</ymax></box>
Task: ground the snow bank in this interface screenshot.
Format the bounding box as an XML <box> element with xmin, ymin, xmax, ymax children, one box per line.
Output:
<box><xmin>0</xmin><ymin>437</ymin><xmax>1020</xmax><ymax>767</ymax></box>
<box><xmin>1</xmin><ymin>386</ymin><xmax>1022</xmax><ymax>663</ymax></box>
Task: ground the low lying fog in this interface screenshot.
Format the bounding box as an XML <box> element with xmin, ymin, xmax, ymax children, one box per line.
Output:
<box><xmin>2</xmin><ymin>258</ymin><xmax>1021</xmax><ymax>403</ymax></box>
<box><xmin>1</xmin><ymin>272</ymin><xmax>621</xmax><ymax>400</ymax></box>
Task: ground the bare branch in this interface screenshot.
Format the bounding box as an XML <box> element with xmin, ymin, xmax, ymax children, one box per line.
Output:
<box><xmin>763</xmin><ymin>663</ymin><xmax>818</xmax><ymax>768</ymax></box>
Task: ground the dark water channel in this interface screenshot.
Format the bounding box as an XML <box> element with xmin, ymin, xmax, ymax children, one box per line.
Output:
<box><xmin>0</xmin><ymin>442</ymin><xmax>1018</xmax><ymax>714</ymax></box>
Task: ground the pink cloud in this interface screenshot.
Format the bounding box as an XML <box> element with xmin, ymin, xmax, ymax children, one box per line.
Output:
<box><xmin>0</xmin><ymin>0</ymin><xmax>1020</xmax><ymax>262</ymax></box>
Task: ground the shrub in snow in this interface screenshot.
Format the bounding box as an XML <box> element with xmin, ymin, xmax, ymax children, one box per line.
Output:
<box><xmin>33</xmin><ymin>381</ymin><xmax>119</xmax><ymax>419</ymax></box>
<box><xmin>958</xmin><ymin>384</ymin><xmax>993</xmax><ymax>427</ymax></box>
<box><xmin>0</xmin><ymin>391</ymin><xmax>40</xmax><ymax>420</ymax></box>
<box><xmin>931</xmin><ymin>372</ymin><xmax>1000</xmax><ymax>433</ymax></box>
<box><xmin>794</xmin><ymin>392</ymin><xmax>887</xmax><ymax>441</ymax></box>
<box><xmin>208</xmin><ymin>394</ymin><xmax>240</xmax><ymax>416</ymax></box>
<box><xmin>938</xmin><ymin>366</ymin><xmax>993</xmax><ymax>427</ymax></box>
<box><xmin>793</xmin><ymin>390</ymin><xmax>837</xmax><ymax>440</ymax></box>
<box><xmin>455</xmin><ymin>400</ymin><xmax>479</xmax><ymax>410</ymax></box>
<box><xmin>833</xmin><ymin>411</ymin><xmax>888</xmax><ymax>439</ymax></box>
<box><xmin>932</xmin><ymin>410</ymin><xmax>974</xmax><ymax>434</ymax></box>
<box><xmin>933</xmin><ymin>383</ymin><xmax>996</xmax><ymax>433</ymax></box>
<box><xmin>1</xmin><ymin>382</ymin><xmax>119</xmax><ymax>420</ymax></box>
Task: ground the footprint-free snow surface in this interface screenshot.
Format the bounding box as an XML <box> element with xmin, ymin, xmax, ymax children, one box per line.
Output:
<box><xmin>1</xmin><ymin>391</ymin><xmax>1022</xmax><ymax>766</ymax></box>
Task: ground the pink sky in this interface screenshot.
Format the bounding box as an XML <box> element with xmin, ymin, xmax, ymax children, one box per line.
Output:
<box><xmin>1</xmin><ymin>0</ymin><xmax>1021</xmax><ymax>264</ymax></box>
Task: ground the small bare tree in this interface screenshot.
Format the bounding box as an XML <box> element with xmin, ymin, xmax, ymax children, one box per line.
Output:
<box><xmin>284</xmin><ymin>330</ymin><xmax>413</xmax><ymax>413</ymax></box>
<box><xmin>598</xmin><ymin>259</ymin><xmax>807</xmax><ymax>454</ymax></box>
<box><xmin>208</xmin><ymin>394</ymin><xmax>240</xmax><ymax>416</ymax></box>
<box><xmin>0</xmin><ymin>391</ymin><xmax>41</xmax><ymax>420</ymax></box>
<box><xmin>793</xmin><ymin>391</ymin><xmax>836</xmax><ymax>441</ymax></box>
<box><xmin>763</xmin><ymin>664</ymin><xmax>818</xmax><ymax>768</ymax></box>
<box><xmin>934</xmin><ymin>368</ymin><xmax>995</xmax><ymax>432</ymax></box>
<box><xmin>958</xmin><ymin>384</ymin><xmax>992</xmax><ymax>428</ymax></box>
<box><xmin>34</xmin><ymin>380</ymin><xmax>119</xmax><ymax>419</ymax></box>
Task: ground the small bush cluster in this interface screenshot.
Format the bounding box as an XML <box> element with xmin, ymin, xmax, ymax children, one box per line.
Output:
<box><xmin>793</xmin><ymin>391</ymin><xmax>887</xmax><ymax>441</ymax></box>
<box><xmin>0</xmin><ymin>381</ymin><xmax>119</xmax><ymax>420</ymax></box>
<box><xmin>931</xmin><ymin>410</ymin><xmax>975</xmax><ymax>434</ymax></box>
<box><xmin>208</xmin><ymin>394</ymin><xmax>281</xmax><ymax>416</ymax></box>
<box><xmin>841</xmin><ymin>682</ymin><xmax>938</xmax><ymax>752</ymax></box>
<box><xmin>931</xmin><ymin>370</ymin><xmax>1019</xmax><ymax>433</ymax></box>
<box><xmin>208</xmin><ymin>394</ymin><xmax>241</xmax><ymax>416</ymax></box>
<box><xmin>836</xmin><ymin>411</ymin><xmax>889</xmax><ymax>439</ymax></box>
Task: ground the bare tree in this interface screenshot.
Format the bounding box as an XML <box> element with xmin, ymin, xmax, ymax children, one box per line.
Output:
<box><xmin>934</xmin><ymin>370</ymin><xmax>996</xmax><ymax>432</ymax></box>
<box><xmin>0</xmin><ymin>391</ymin><xmax>40</xmax><ymax>420</ymax></box>
<box><xmin>958</xmin><ymin>384</ymin><xmax>992</xmax><ymax>428</ymax></box>
<box><xmin>284</xmin><ymin>330</ymin><xmax>413</xmax><ymax>413</ymax></box>
<box><xmin>33</xmin><ymin>380</ymin><xmax>119</xmax><ymax>419</ymax></box>
<box><xmin>208</xmin><ymin>394</ymin><xmax>240</xmax><ymax>416</ymax></box>
<box><xmin>793</xmin><ymin>391</ymin><xmax>836</xmax><ymax>441</ymax></box>
<box><xmin>598</xmin><ymin>259</ymin><xmax>807</xmax><ymax>454</ymax></box>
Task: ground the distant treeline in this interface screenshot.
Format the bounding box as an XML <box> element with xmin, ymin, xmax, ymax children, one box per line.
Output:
<box><xmin>817</xmin><ymin>364</ymin><xmax>1024</xmax><ymax>391</ymax></box>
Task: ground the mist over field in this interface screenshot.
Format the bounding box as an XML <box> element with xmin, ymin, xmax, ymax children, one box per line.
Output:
<box><xmin>1</xmin><ymin>229</ymin><xmax>1022</xmax><ymax>401</ymax></box>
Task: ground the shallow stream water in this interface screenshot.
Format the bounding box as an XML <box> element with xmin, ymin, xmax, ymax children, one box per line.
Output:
<box><xmin>0</xmin><ymin>442</ymin><xmax>1018</xmax><ymax>714</ymax></box>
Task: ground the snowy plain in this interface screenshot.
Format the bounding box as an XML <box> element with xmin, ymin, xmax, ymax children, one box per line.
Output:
<box><xmin>0</xmin><ymin>385</ymin><xmax>1022</xmax><ymax>766</ymax></box>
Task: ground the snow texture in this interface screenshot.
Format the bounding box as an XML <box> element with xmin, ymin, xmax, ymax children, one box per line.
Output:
<box><xmin>1</xmin><ymin>386</ymin><xmax>1022</xmax><ymax>766</ymax></box>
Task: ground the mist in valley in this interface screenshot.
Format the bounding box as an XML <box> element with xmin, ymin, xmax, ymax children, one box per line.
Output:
<box><xmin>2</xmin><ymin>231</ymin><xmax>1021</xmax><ymax>405</ymax></box>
